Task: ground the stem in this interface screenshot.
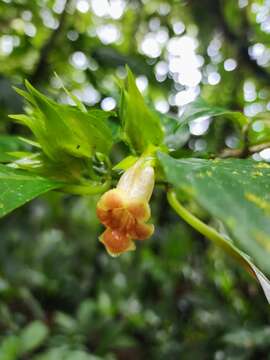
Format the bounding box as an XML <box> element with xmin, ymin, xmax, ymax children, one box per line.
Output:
<box><xmin>61</xmin><ymin>179</ymin><xmax>110</xmax><ymax>196</ymax></box>
<box><xmin>167</xmin><ymin>190</ymin><xmax>256</xmax><ymax>278</ymax></box>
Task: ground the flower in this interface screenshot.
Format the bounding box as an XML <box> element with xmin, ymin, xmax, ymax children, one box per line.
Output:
<box><xmin>96</xmin><ymin>159</ymin><xmax>155</xmax><ymax>256</ymax></box>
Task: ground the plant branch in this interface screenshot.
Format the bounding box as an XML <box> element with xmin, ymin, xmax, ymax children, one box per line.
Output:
<box><xmin>219</xmin><ymin>141</ymin><xmax>270</xmax><ymax>158</ymax></box>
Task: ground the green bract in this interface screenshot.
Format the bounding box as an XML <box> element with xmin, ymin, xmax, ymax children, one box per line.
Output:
<box><xmin>10</xmin><ymin>81</ymin><xmax>113</xmax><ymax>169</ymax></box>
<box><xmin>0</xmin><ymin>135</ymin><xmax>29</xmax><ymax>162</ymax></box>
<box><xmin>119</xmin><ymin>67</ymin><xmax>164</xmax><ymax>153</ymax></box>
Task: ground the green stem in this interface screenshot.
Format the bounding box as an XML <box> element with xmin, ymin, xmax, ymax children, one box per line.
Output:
<box><xmin>167</xmin><ymin>190</ymin><xmax>256</xmax><ymax>278</ymax></box>
<box><xmin>61</xmin><ymin>179</ymin><xmax>110</xmax><ymax>196</ymax></box>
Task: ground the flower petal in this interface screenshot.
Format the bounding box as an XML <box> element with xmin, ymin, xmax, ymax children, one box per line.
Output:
<box><xmin>96</xmin><ymin>159</ymin><xmax>155</xmax><ymax>256</ymax></box>
<box><xmin>97</xmin><ymin>189</ymin><xmax>126</xmax><ymax>227</ymax></box>
<box><xmin>127</xmin><ymin>200</ymin><xmax>151</xmax><ymax>221</ymax></box>
<box><xmin>132</xmin><ymin>222</ymin><xmax>154</xmax><ymax>240</ymax></box>
<box><xmin>99</xmin><ymin>229</ymin><xmax>136</xmax><ymax>256</ymax></box>
<box><xmin>97</xmin><ymin>189</ymin><xmax>125</xmax><ymax>211</ymax></box>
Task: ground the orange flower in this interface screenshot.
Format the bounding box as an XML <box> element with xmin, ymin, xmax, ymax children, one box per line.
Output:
<box><xmin>96</xmin><ymin>159</ymin><xmax>155</xmax><ymax>256</ymax></box>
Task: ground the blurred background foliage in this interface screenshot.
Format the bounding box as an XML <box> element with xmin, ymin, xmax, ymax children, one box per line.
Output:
<box><xmin>1</xmin><ymin>0</ymin><xmax>270</xmax><ymax>359</ymax></box>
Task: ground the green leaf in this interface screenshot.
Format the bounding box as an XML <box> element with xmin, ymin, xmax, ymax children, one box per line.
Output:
<box><xmin>0</xmin><ymin>336</ymin><xmax>20</xmax><ymax>360</ymax></box>
<box><xmin>177</xmin><ymin>97</ymin><xmax>249</xmax><ymax>129</ymax></box>
<box><xmin>0</xmin><ymin>136</ymin><xmax>29</xmax><ymax>162</ymax></box>
<box><xmin>20</xmin><ymin>321</ymin><xmax>48</xmax><ymax>355</ymax></box>
<box><xmin>167</xmin><ymin>190</ymin><xmax>270</xmax><ymax>303</ymax></box>
<box><xmin>120</xmin><ymin>67</ymin><xmax>164</xmax><ymax>153</ymax></box>
<box><xmin>54</xmin><ymin>312</ymin><xmax>77</xmax><ymax>332</ymax></box>
<box><xmin>159</xmin><ymin>153</ymin><xmax>270</xmax><ymax>284</ymax></box>
<box><xmin>34</xmin><ymin>348</ymin><xmax>102</xmax><ymax>360</ymax></box>
<box><xmin>53</xmin><ymin>72</ymin><xmax>87</xmax><ymax>113</ymax></box>
<box><xmin>248</xmin><ymin>113</ymin><xmax>270</xmax><ymax>146</ymax></box>
<box><xmin>0</xmin><ymin>165</ymin><xmax>61</xmax><ymax>218</ymax></box>
<box><xmin>157</xmin><ymin>112</ymin><xmax>190</xmax><ymax>151</ymax></box>
<box><xmin>223</xmin><ymin>327</ymin><xmax>270</xmax><ymax>347</ymax></box>
<box><xmin>113</xmin><ymin>155</ymin><xmax>138</xmax><ymax>171</ymax></box>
